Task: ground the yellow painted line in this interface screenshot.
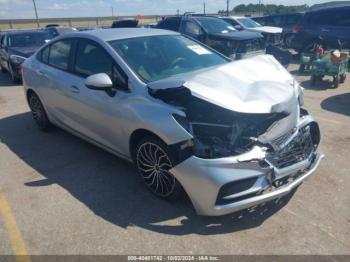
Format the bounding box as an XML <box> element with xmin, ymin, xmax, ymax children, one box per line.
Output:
<box><xmin>0</xmin><ymin>192</ymin><xmax>31</xmax><ymax>262</ymax></box>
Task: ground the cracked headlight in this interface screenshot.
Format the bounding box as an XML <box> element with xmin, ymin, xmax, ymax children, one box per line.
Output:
<box><xmin>10</xmin><ymin>55</ymin><xmax>26</xmax><ymax>64</ymax></box>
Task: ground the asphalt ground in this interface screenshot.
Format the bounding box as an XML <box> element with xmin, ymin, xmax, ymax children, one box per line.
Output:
<box><xmin>0</xmin><ymin>62</ymin><xmax>349</xmax><ymax>256</ymax></box>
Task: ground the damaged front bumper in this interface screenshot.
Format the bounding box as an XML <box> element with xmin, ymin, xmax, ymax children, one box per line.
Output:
<box><xmin>169</xmin><ymin>115</ymin><xmax>324</xmax><ymax>216</ymax></box>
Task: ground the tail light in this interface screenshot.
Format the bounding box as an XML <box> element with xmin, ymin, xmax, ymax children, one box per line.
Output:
<box><xmin>293</xmin><ymin>24</ymin><xmax>303</xmax><ymax>33</ymax></box>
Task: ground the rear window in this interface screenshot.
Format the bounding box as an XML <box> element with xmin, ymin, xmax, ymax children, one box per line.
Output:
<box><xmin>48</xmin><ymin>39</ymin><xmax>72</xmax><ymax>70</ymax></box>
<box><xmin>8</xmin><ymin>32</ymin><xmax>52</xmax><ymax>47</ymax></box>
<box><xmin>285</xmin><ymin>14</ymin><xmax>301</xmax><ymax>25</ymax></box>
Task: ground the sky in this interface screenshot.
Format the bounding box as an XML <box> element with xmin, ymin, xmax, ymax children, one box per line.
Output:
<box><xmin>0</xmin><ymin>0</ymin><xmax>337</xmax><ymax>19</ymax></box>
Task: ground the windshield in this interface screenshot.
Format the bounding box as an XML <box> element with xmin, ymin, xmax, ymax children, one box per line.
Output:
<box><xmin>237</xmin><ymin>18</ymin><xmax>262</xmax><ymax>28</ymax></box>
<box><xmin>110</xmin><ymin>35</ymin><xmax>229</xmax><ymax>83</ymax></box>
<box><xmin>8</xmin><ymin>32</ymin><xmax>52</xmax><ymax>47</ymax></box>
<box><xmin>195</xmin><ymin>17</ymin><xmax>236</xmax><ymax>34</ymax></box>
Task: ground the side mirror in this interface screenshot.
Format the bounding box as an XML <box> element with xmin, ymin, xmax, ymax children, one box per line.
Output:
<box><xmin>85</xmin><ymin>73</ymin><xmax>113</xmax><ymax>91</ymax></box>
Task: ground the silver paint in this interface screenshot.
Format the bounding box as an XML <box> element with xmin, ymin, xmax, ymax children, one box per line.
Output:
<box><xmin>22</xmin><ymin>28</ymin><xmax>323</xmax><ymax>216</ymax></box>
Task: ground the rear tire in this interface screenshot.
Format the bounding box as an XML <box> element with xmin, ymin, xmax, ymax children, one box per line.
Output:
<box><xmin>28</xmin><ymin>92</ymin><xmax>53</xmax><ymax>132</ymax></box>
<box><xmin>135</xmin><ymin>136</ymin><xmax>183</xmax><ymax>200</ymax></box>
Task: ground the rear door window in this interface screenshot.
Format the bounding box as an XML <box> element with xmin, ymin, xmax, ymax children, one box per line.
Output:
<box><xmin>285</xmin><ymin>14</ymin><xmax>300</xmax><ymax>25</ymax></box>
<box><xmin>183</xmin><ymin>21</ymin><xmax>201</xmax><ymax>36</ymax></box>
<box><xmin>48</xmin><ymin>39</ymin><xmax>72</xmax><ymax>70</ymax></box>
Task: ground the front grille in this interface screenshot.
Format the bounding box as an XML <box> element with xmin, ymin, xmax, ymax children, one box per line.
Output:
<box><xmin>266</xmin><ymin>125</ymin><xmax>315</xmax><ymax>169</ymax></box>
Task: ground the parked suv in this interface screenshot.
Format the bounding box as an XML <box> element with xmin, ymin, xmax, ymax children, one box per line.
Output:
<box><xmin>156</xmin><ymin>15</ymin><xmax>265</xmax><ymax>60</ymax></box>
<box><xmin>221</xmin><ymin>16</ymin><xmax>291</xmax><ymax>66</ymax></box>
<box><xmin>253</xmin><ymin>13</ymin><xmax>303</xmax><ymax>48</ymax></box>
<box><xmin>291</xmin><ymin>6</ymin><xmax>350</xmax><ymax>52</ymax></box>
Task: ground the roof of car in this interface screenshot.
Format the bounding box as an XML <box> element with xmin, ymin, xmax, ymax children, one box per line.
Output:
<box><xmin>228</xmin><ymin>16</ymin><xmax>246</xmax><ymax>19</ymax></box>
<box><xmin>3</xmin><ymin>29</ymin><xmax>48</xmax><ymax>35</ymax></box>
<box><xmin>66</xmin><ymin>28</ymin><xmax>179</xmax><ymax>41</ymax></box>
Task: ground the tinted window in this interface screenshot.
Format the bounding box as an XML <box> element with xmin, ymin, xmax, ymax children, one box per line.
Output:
<box><xmin>183</xmin><ymin>21</ymin><xmax>201</xmax><ymax>35</ymax></box>
<box><xmin>41</xmin><ymin>46</ymin><xmax>50</xmax><ymax>63</ymax></box>
<box><xmin>223</xmin><ymin>18</ymin><xmax>239</xmax><ymax>26</ymax></box>
<box><xmin>196</xmin><ymin>17</ymin><xmax>235</xmax><ymax>34</ymax></box>
<box><xmin>237</xmin><ymin>18</ymin><xmax>262</xmax><ymax>28</ymax></box>
<box><xmin>8</xmin><ymin>32</ymin><xmax>52</xmax><ymax>47</ymax></box>
<box><xmin>157</xmin><ymin>18</ymin><xmax>181</xmax><ymax>31</ymax></box>
<box><xmin>267</xmin><ymin>16</ymin><xmax>282</xmax><ymax>26</ymax></box>
<box><xmin>75</xmin><ymin>40</ymin><xmax>113</xmax><ymax>77</ymax></box>
<box><xmin>252</xmin><ymin>17</ymin><xmax>265</xmax><ymax>25</ymax></box>
<box><xmin>110</xmin><ymin>35</ymin><xmax>228</xmax><ymax>82</ymax></box>
<box><xmin>285</xmin><ymin>14</ymin><xmax>301</xmax><ymax>25</ymax></box>
<box><xmin>48</xmin><ymin>39</ymin><xmax>72</xmax><ymax>70</ymax></box>
<box><xmin>308</xmin><ymin>11</ymin><xmax>333</xmax><ymax>25</ymax></box>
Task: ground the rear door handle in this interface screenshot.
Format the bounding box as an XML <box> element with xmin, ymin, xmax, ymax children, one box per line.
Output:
<box><xmin>70</xmin><ymin>85</ymin><xmax>80</xmax><ymax>93</ymax></box>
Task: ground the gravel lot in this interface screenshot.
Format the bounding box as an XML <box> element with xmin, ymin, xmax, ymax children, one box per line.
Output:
<box><xmin>0</xmin><ymin>62</ymin><xmax>349</xmax><ymax>255</ymax></box>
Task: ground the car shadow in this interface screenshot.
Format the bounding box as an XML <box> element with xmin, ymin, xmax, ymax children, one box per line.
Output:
<box><xmin>0</xmin><ymin>112</ymin><xmax>296</xmax><ymax>236</ymax></box>
<box><xmin>321</xmin><ymin>93</ymin><xmax>350</xmax><ymax>117</ymax></box>
<box><xmin>300</xmin><ymin>78</ymin><xmax>336</xmax><ymax>90</ymax></box>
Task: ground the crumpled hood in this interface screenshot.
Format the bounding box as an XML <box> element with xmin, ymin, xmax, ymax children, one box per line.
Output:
<box><xmin>148</xmin><ymin>55</ymin><xmax>298</xmax><ymax>114</ymax></box>
<box><xmin>248</xmin><ymin>26</ymin><xmax>282</xmax><ymax>34</ymax></box>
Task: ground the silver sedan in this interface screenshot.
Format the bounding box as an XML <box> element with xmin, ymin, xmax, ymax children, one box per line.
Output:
<box><xmin>22</xmin><ymin>28</ymin><xmax>323</xmax><ymax>216</ymax></box>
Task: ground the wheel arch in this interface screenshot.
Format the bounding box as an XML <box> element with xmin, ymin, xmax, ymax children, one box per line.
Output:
<box><xmin>129</xmin><ymin>129</ymin><xmax>168</xmax><ymax>162</ymax></box>
<box><xmin>26</xmin><ymin>89</ymin><xmax>36</xmax><ymax>104</ymax></box>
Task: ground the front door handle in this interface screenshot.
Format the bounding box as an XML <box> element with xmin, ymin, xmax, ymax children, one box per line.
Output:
<box><xmin>70</xmin><ymin>85</ymin><xmax>80</xmax><ymax>93</ymax></box>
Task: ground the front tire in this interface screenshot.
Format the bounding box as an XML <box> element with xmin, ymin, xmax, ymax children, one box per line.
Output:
<box><xmin>135</xmin><ymin>137</ymin><xmax>183</xmax><ymax>200</ymax></box>
<box><xmin>28</xmin><ymin>92</ymin><xmax>53</xmax><ymax>132</ymax></box>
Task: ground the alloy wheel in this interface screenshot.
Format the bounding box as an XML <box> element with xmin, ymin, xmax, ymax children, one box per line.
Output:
<box><xmin>29</xmin><ymin>95</ymin><xmax>44</xmax><ymax>127</ymax></box>
<box><xmin>136</xmin><ymin>142</ymin><xmax>176</xmax><ymax>197</ymax></box>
